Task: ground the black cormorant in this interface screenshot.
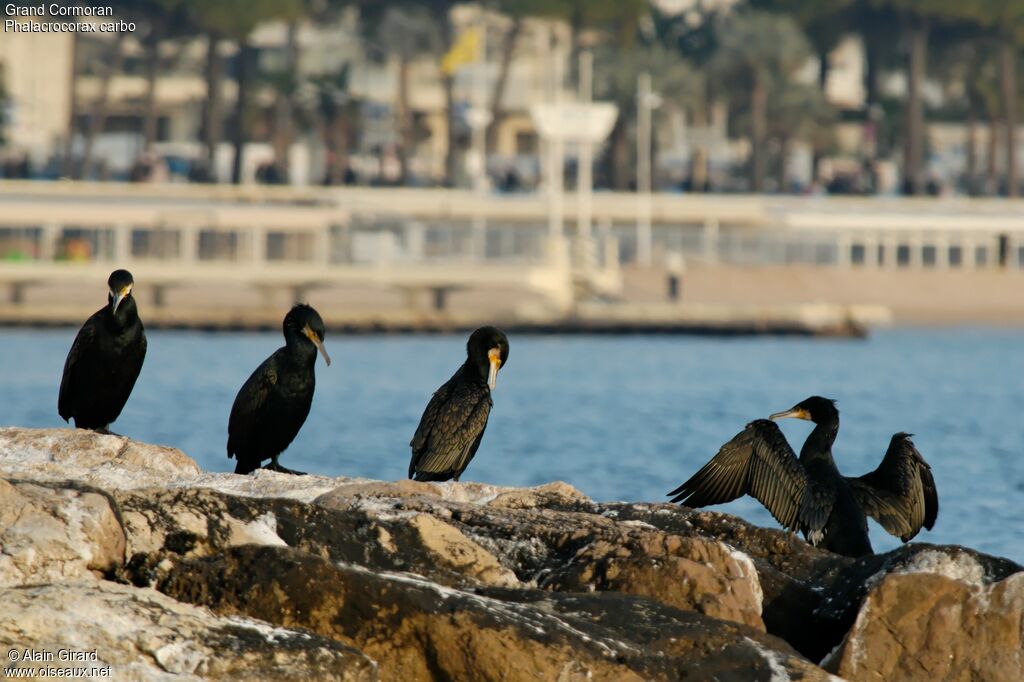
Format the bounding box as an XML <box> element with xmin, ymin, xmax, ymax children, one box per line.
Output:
<box><xmin>667</xmin><ymin>396</ymin><xmax>938</xmax><ymax>557</ymax></box>
<box><xmin>58</xmin><ymin>269</ymin><xmax>147</xmax><ymax>432</ymax></box>
<box><xmin>409</xmin><ymin>326</ymin><xmax>509</xmax><ymax>482</ymax></box>
<box><xmin>227</xmin><ymin>304</ymin><xmax>331</xmax><ymax>475</ymax></box>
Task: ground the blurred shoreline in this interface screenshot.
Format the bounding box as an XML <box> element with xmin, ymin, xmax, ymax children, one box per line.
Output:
<box><xmin>2</xmin><ymin>262</ymin><xmax>1023</xmax><ymax>333</ymax></box>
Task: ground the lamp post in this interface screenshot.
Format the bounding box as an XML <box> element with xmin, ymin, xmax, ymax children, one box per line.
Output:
<box><xmin>636</xmin><ymin>72</ymin><xmax>661</xmax><ymax>267</ymax></box>
<box><xmin>467</xmin><ymin>17</ymin><xmax>490</xmax><ymax>259</ymax></box>
<box><xmin>577</xmin><ymin>49</ymin><xmax>594</xmax><ymax>247</ymax></box>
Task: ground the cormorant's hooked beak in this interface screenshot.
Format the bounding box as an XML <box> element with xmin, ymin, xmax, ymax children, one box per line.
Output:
<box><xmin>770</xmin><ymin>406</ymin><xmax>811</xmax><ymax>421</ymax></box>
<box><xmin>487</xmin><ymin>347</ymin><xmax>502</xmax><ymax>390</ymax></box>
<box><xmin>302</xmin><ymin>325</ymin><xmax>331</xmax><ymax>366</ymax></box>
<box><xmin>111</xmin><ymin>285</ymin><xmax>132</xmax><ymax>314</ymax></box>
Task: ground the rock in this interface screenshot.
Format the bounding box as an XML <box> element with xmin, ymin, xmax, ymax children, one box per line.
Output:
<box><xmin>0</xmin><ymin>427</ymin><xmax>346</xmax><ymax>501</ymax></box>
<box><xmin>824</xmin><ymin>549</ymin><xmax>1024</xmax><ymax>681</ymax></box>
<box><xmin>605</xmin><ymin>502</ymin><xmax>855</xmax><ymax>659</ymax></box>
<box><xmin>485</xmin><ymin>481</ymin><xmax>592</xmax><ymax>510</ymax></box>
<box><xmin>155</xmin><ymin>544</ymin><xmax>830</xmax><ymax>682</ymax></box>
<box><xmin>546</xmin><ymin>530</ymin><xmax>765</xmax><ymax>630</ymax></box>
<box><xmin>0</xmin><ymin>427</ymin><xmax>200</xmax><ymax>483</ymax></box>
<box><xmin>314</xmin><ymin>479</ymin><xmax>592</xmax><ymax>510</ymax></box>
<box><xmin>0</xmin><ymin>580</ymin><xmax>376</xmax><ymax>681</ymax></box>
<box><xmin>323</xmin><ymin>479</ymin><xmax>444</xmax><ymax>501</ymax></box>
<box><xmin>1</xmin><ymin>428</ymin><xmax>1022</xmax><ymax>682</ymax></box>
<box><xmin>317</xmin><ymin>483</ymin><xmax>766</xmax><ymax>629</ymax></box>
<box><xmin>405</xmin><ymin>513</ymin><xmax>518</xmax><ymax>587</ymax></box>
<box><xmin>0</xmin><ymin>479</ymin><xmax>124</xmax><ymax>586</ymax></box>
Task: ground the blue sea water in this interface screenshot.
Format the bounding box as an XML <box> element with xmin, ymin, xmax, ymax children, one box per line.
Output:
<box><xmin>1</xmin><ymin>327</ymin><xmax>1021</xmax><ymax>563</ymax></box>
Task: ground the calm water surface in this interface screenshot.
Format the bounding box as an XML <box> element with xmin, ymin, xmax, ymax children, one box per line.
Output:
<box><xmin>1</xmin><ymin>328</ymin><xmax>1021</xmax><ymax>562</ymax></box>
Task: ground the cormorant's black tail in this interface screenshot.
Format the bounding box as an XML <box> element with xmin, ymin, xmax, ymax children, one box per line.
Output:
<box><xmin>411</xmin><ymin>470</ymin><xmax>455</xmax><ymax>482</ymax></box>
<box><xmin>234</xmin><ymin>459</ymin><xmax>259</xmax><ymax>475</ymax></box>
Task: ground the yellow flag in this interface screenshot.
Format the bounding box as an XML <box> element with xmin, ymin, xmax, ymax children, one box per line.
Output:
<box><xmin>441</xmin><ymin>27</ymin><xmax>481</xmax><ymax>76</ymax></box>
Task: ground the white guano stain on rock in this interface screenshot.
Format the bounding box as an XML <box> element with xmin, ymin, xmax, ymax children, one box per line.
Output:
<box><xmin>893</xmin><ymin>549</ymin><xmax>985</xmax><ymax>585</ymax></box>
<box><xmin>728</xmin><ymin>546</ymin><xmax>764</xmax><ymax>615</ymax></box>
<box><xmin>226</xmin><ymin>512</ymin><xmax>287</xmax><ymax>548</ymax></box>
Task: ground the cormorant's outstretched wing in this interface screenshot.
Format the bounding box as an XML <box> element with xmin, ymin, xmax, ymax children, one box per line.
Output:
<box><xmin>846</xmin><ymin>432</ymin><xmax>938</xmax><ymax>542</ymax></box>
<box><xmin>58</xmin><ymin>314</ymin><xmax>99</xmax><ymax>421</ymax></box>
<box><xmin>409</xmin><ymin>377</ymin><xmax>491</xmax><ymax>481</ymax></box>
<box><xmin>668</xmin><ymin>419</ymin><xmax>825</xmax><ymax>533</ymax></box>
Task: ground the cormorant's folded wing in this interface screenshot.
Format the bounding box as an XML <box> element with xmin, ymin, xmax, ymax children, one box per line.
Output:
<box><xmin>668</xmin><ymin>419</ymin><xmax>820</xmax><ymax>533</ymax></box>
<box><xmin>58</xmin><ymin>314</ymin><xmax>98</xmax><ymax>421</ymax></box>
<box><xmin>226</xmin><ymin>356</ymin><xmax>279</xmax><ymax>459</ymax></box>
<box><xmin>846</xmin><ymin>432</ymin><xmax>938</xmax><ymax>542</ymax></box>
<box><xmin>409</xmin><ymin>379</ymin><xmax>491</xmax><ymax>479</ymax></box>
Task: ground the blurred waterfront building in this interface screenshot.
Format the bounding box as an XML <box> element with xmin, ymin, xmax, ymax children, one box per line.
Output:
<box><xmin>0</xmin><ymin>5</ymin><xmax>1017</xmax><ymax>193</ymax></box>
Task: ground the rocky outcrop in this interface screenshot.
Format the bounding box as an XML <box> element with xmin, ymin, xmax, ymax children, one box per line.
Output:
<box><xmin>154</xmin><ymin>544</ymin><xmax>822</xmax><ymax>681</ymax></box>
<box><xmin>1</xmin><ymin>427</ymin><xmax>1022</xmax><ymax>681</ymax></box>
<box><xmin>822</xmin><ymin>549</ymin><xmax>1024</xmax><ymax>681</ymax></box>
<box><xmin>0</xmin><ymin>581</ymin><xmax>376</xmax><ymax>681</ymax></box>
<box><xmin>0</xmin><ymin>478</ymin><xmax>124</xmax><ymax>586</ymax></box>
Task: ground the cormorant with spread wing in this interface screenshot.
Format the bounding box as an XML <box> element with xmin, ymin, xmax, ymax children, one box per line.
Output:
<box><xmin>227</xmin><ymin>304</ymin><xmax>331</xmax><ymax>475</ymax></box>
<box><xmin>409</xmin><ymin>326</ymin><xmax>509</xmax><ymax>482</ymax></box>
<box><xmin>58</xmin><ymin>269</ymin><xmax>147</xmax><ymax>433</ymax></box>
<box><xmin>667</xmin><ymin>396</ymin><xmax>938</xmax><ymax>557</ymax></box>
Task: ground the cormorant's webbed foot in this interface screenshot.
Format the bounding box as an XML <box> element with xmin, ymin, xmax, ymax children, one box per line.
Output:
<box><xmin>263</xmin><ymin>462</ymin><xmax>307</xmax><ymax>476</ymax></box>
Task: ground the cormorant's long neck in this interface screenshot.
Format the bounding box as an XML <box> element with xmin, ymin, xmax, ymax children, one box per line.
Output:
<box><xmin>106</xmin><ymin>296</ymin><xmax>139</xmax><ymax>331</ymax></box>
<box><xmin>799</xmin><ymin>417</ymin><xmax>839</xmax><ymax>464</ymax></box>
<box><xmin>283</xmin><ymin>330</ymin><xmax>318</xmax><ymax>366</ymax></box>
<box><xmin>458</xmin><ymin>356</ymin><xmax>488</xmax><ymax>386</ymax></box>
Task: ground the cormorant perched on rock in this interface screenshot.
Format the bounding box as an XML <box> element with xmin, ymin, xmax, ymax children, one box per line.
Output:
<box><xmin>227</xmin><ymin>304</ymin><xmax>331</xmax><ymax>475</ymax></box>
<box><xmin>409</xmin><ymin>326</ymin><xmax>509</xmax><ymax>482</ymax></box>
<box><xmin>667</xmin><ymin>396</ymin><xmax>938</xmax><ymax>557</ymax></box>
<box><xmin>58</xmin><ymin>269</ymin><xmax>147</xmax><ymax>432</ymax></box>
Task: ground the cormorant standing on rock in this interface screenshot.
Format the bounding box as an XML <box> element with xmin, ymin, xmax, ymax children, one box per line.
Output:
<box><xmin>409</xmin><ymin>326</ymin><xmax>509</xmax><ymax>482</ymax></box>
<box><xmin>667</xmin><ymin>396</ymin><xmax>938</xmax><ymax>558</ymax></box>
<box><xmin>227</xmin><ymin>304</ymin><xmax>331</xmax><ymax>475</ymax></box>
<box><xmin>58</xmin><ymin>269</ymin><xmax>147</xmax><ymax>433</ymax></box>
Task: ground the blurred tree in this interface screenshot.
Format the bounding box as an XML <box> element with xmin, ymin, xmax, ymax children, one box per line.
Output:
<box><xmin>593</xmin><ymin>42</ymin><xmax>702</xmax><ymax>190</ymax></box>
<box><xmin>115</xmin><ymin>0</ymin><xmax>193</xmax><ymax>154</ymax></box>
<box><xmin>357</xmin><ymin>0</ymin><xmax>466</xmax><ymax>186</ymax></box>
<box><xmin>484</xmin><ymin>0</ymin><xmax>551</xmax><ymax>158</ymax></box>
<box><xmin>370</xmin><ymin>5</ymin><xmax>441</xmax><ymax>184</ymax></box>
<box><xmin>967</xmin><ymin>0</ymin><xmax>1024</xmax><ymax>196</ymax></box>
<box><xmin>191</xmin><ymin>0</ymin><xmax>303</xmax><ymax>183</ymax></box>
<box><xmin>709</xmin><ymin>10</ymin><xmax>812</xmax><ymax>192</ymax></box>
<box><xmin>765</xmin><ymin>82</ymin><xmax>836</xmax><ymax>191</ymax></box>
<box><xmin>650</xmin><ymin>4</ymin><xmax>729</xmax><ymax>192</ymax></box>
<box><xmin>750</xmin><ymin>0</ymin><xmax>854</xmax><ymax>182</ymax></box>
<box><xmin>264</xmin><ymin>0</ymin><xmax>354</xmax><ymax>181</ymax></box>
<box><xmin>308</xmin><ymin>64</ymin><xmax>358</xmax><ymax>185</ymax></box>
<box><xmin>551</xmin><ymin>0</ymin><xmax>649</xmax><ymax>86</ymax></box>
<box><xmin>927</xmin><ymin>21</ymin><xmax>998</xmax><ymax>195</ymax></box>
<box><xmin>865</xmin><ymin>1</ymin><xmax>988</xmax><ymax>194</ymax></box>
<box><xmin>504</xmin><ymin>0</ymin><xmax>674</xmax><ymax>191</ymax></box>
<box><xmin>78</xmin><ymin>32</ymin><xmax>127</xmax><ymax>180</ymax></box>
<box><xmin>749</xmin><ymin>1</ymin><xmax>854</xmax><ymax>90</ymax></box>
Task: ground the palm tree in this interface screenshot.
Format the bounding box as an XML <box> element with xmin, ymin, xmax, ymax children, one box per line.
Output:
<box><xmin>765</xmin><ymin>82</ymin><xmax>836</xmax><ymax>191</ymax></box>
<box><xmin>751</xmin><ymin>0</ymin><xmax>854</xmax><ymax>181</ymax></box>
<box><xmin>709</xmin><ymin>10</ymin><xmax>812</xmax><ymax>192</ymax></box>
<box><xmin>308</xmin><ymin>65</ymin><xmax>357</xmax><ymax>185</ymax></box>
<box><xmin>593</xmin><ymin>42</ymin><xmax>703</xmax><ymax>190</ymax></box>
<box><xmin>191</xmin><ymin>0</ymin><xmax>303</xmax><ymax>183</ymax></box>
<box><xmin>117</xmin><ymin>0</ymin><xmax>193</xmax><ymax>153</ymax></box>
<box><xmin>78</xmin><ymin>32</ymin><xmax>127</xmax><ymax>179</ymax></box>
<box><xmin>372</xmin><ymin>6</ymin><xmax>441</xmax><ymax>184</ymax></box>
<box><xmin>977</xmin><ymin>0</ymin><xmax>1024</xmax><ymax>196</ymax></box>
